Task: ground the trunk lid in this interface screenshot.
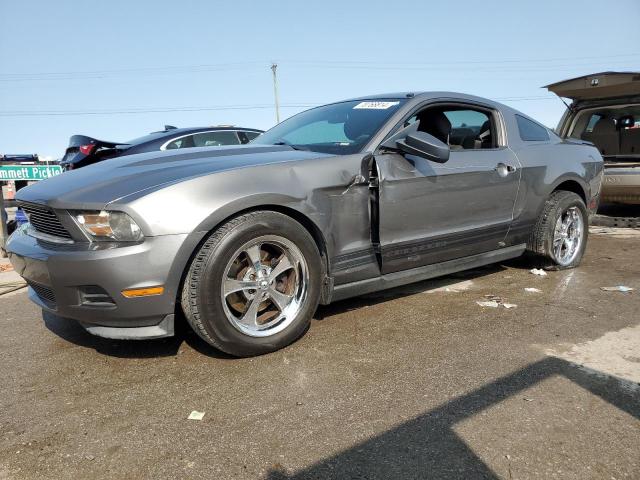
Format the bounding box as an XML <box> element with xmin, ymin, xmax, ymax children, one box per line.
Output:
<box><xmin>545</xmin><ymin>71</ymin><xmax>640</xmax><ymax>101</ymax></box>
<box><xmin>61</xmin><ymin>135</ymin><xmax>130</xmax><ymax>169</ymax></box>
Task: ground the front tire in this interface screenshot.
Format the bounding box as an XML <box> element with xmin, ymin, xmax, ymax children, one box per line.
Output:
<box><xmin>181</xmin><ymin>211</ymin><xmax>322</xmax><ymax>357</ymax></box>
<box><xmin>528</xmin><ymin>190</ymin><xmax>588</xmax><ymax>269</ymax></box>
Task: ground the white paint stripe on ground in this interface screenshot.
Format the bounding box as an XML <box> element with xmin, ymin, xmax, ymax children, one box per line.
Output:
<box><xmin>546</xmin><ymin>324</ymin><xmax>640</xmax><ymax>393</ymax></box>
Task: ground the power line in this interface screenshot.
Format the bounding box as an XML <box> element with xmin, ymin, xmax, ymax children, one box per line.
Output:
<box><xmin>0</xmin><ymin>96</ymin><xmax>559</xmax><ymax>117</ymax></box>
<box><xmin>1</xmin><ymin>53</ymin><xmax>638</xmax><ymax>81</ymax></box>
<box><xmin>0</xmin><ymin>104</ymin><xmax>317</xmax><ymax>117</ymax></box>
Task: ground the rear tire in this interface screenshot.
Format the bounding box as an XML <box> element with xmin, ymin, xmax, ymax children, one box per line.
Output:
<box><xmin>528</xmin><ymin>191</ymin><xmax>588</xmax><ymax>269</ymax></box>
<box><xmin>181</xmin><ymin>211</ymin><xmax>322</xmax><ymax>357</ymax></box>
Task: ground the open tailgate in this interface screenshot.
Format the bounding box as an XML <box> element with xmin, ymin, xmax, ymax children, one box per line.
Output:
<box><xmin>545</xmin><ymin>71</ymin><xmax>640</xmax><ymax>101</ymax></box>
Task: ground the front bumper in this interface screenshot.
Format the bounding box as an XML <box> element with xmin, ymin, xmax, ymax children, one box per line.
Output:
<box><xmin>601</xmin><ymin>166</ymin><xmax>640</xmax><ymax>204</ymax></box>
<box><xmin>6</xmin><ymin>225</ymin><xmax>188</xmax><ymax>339</ymax></box>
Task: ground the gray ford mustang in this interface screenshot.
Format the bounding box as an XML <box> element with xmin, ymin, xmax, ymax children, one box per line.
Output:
<box><xmin>7</xmin><ymin>92</ymin><xmax>603</xmax><ymax>356</ymax></box>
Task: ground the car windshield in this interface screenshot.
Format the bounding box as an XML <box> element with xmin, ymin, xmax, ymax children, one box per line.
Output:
<box><xmin>254</xmin><ymin>99</ymin><xmax>406</xmax><ymax>154</ymax></box>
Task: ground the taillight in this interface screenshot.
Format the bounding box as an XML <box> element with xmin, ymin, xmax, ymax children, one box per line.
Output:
<box><xmin>79</xmin><ymin>144</ymin><xmax>95</xmax><ymax>155</ymax></box>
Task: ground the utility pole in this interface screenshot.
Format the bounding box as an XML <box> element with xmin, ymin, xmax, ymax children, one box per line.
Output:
<box><xmin>271</xmin><ymin>63</ymin><xmax>280</xmax><ymax>124</ymax></box>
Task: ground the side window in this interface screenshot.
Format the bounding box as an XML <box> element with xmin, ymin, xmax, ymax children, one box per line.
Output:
<box><xmin>585</xmin><ymin>114</ymin><xmax>602</xmax><ymax>133</ymax></box>
<box><xmin>405</xmin><ymin>106</ymin><xmax>496</xmax><ymax>150</ymax></box>
<box><xmin>443</xmin><ymin>109</ymin><xmax>492</xmax><ymax>150</ymax></box>
<box><xmin>237</xmin><ymin>131</ymin><xmax>261</xmax><ymax>144</ymax></box>
<box><xmin>165</xmin><ymin>135</ymin><xmax>195</xmax><ymax>149</ymax></box>
<box><xmin>237</xmin><ymin>132</ymin><xmax>249</xmax><ymax>144</ymax></box>
<box><xmin>516</xmin><ymin>115</ymin><xmax>550</xmax><ymax>142</ymax></box>
<box><xmin>192</xmin><ymin>131</ymin><xmax>241</xmax><ymax>147</ymax></box>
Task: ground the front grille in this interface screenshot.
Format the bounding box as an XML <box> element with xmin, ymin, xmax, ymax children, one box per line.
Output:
<box><xmin>19</xmin><ymin>202</ymin><xmax>72</xmax><ymax>240</ymax></box>
<box><xmin>27</xmin><ymin>281</ymin><xmax>56</xmax><ymax>306</ymax></box>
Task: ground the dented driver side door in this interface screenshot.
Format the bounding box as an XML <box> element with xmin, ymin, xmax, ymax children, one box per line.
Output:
<box><xmin>374</xmin><ymin>146</ymin><xmax>521</xmax><ymax>275</ymax></box>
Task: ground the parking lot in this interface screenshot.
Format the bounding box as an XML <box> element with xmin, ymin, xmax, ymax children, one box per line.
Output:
<box><xmin>0</xmin><ymin>228</ymin><xmax>638</xmax><ymax>480</ymax></box>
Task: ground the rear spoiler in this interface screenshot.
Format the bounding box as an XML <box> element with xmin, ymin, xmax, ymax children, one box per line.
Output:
<box><xmin>68</xmin><ymin>135</ymin><xmax>129</xmax><ymax>149</ymax></box>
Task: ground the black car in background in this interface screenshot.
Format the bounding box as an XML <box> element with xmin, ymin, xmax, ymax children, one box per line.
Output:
<box><xmin>60</xmin><ymin>125</ymin><xmax>263</xmax><ymax>170</ymax></box>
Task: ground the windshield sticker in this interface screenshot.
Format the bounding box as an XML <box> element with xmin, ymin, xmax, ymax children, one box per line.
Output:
<box><xmin>353</xmin><ymin>101</ymin><xmax>400</xmax><ymax>110</ymax></box>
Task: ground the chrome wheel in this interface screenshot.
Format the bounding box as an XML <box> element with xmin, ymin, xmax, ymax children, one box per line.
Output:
<box><xmin>552</xmin><ymin>206</ymin><xmax>584</xmax><ymax>266</ymax></box>
<box><xmin>221</xmin><ymin>235</ymin><xmax>308</xmax><ymax>337</ymax></box>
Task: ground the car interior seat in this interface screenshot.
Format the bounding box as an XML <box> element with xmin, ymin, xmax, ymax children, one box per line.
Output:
<box><xmin>417</xmin><ymin>110</ymin><xmax>453</xmax><ymax>146</ymax></box>
<box><xmin>585</xmin><ymin>117</ymin><xmax>619</xmax><ymax>156</ymax></box>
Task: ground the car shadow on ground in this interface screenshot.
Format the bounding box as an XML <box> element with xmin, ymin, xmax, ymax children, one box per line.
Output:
<box><xmin>42</xmin><ymin>310</ymin><xmax>233</xmax><ymax>359</ymax></box>
<box><xmin>314</xmin><ymin>254</ymin><xmax>544</xmax><ymax>320</ymax></box>
<box><xmin>264</xmin><ymin>356</ymin><xmax>640</xmax><ymax>480</ymax></box>
<box><xmin>42</xmin><ymin>253</ymin><xmax>542</xmax><ymax>359</ymax></box>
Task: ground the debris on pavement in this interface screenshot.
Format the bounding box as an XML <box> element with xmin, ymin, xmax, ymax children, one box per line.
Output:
<box><xmin>477</xmin><ymin>295</ymin><xmax>517</xmax><ymax>309</ymax></box>
<box><xmin>484</xmin><ymin>294</ymin><xmax>503</xmax><ymax>302</ymax></box>
<box><xmin>524</xmin><ymin>287</ymin><xmax>542</xmax><ymax>293</ymax></box>
<box><xmin>477</xmin><ymin>300</ymin><xmax>500</xmax><ymax>308</ymax></box>
<box><xmin>188</xmin><ymin>411</ymin><xmax>205</xmax><ymax>421</ymax></box>
<box><xmin>530</xmin><ymin>268</ymin><xmax>547</xmax><ymax>276</ymax></box>
<box><xmin>600</xmin><ymin>286</ymin><xmax>634</xmax><ymax>293</ymax></box>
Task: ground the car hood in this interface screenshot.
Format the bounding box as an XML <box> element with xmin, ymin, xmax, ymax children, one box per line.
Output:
<box><xmin>16</xmin><ymin>145</ymin><xmax>332</xmax><ymax>209</ymax></box>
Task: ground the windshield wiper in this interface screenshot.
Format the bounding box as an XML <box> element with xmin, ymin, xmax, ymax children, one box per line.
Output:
<box><xmin>272</xmin><ymin>140</ymin><xmax>309</xmax><ymax>151</ymax></box>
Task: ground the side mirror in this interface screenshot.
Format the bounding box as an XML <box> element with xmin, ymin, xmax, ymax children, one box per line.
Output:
<box><xmin>396</xmin><ymin>131</ymin><xmax>450</xmax><ymax>163</ymax></box>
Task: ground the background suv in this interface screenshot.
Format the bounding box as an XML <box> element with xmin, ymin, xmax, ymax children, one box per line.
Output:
<box><xmin>547</xmin><ymin>71</ymin><xmax>640</xmax><ymax>205</ymax></box>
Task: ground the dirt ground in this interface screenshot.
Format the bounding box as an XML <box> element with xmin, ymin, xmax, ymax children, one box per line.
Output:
<box><xmin>0</xmin><ymin>230</ymin><xmax>639</xmax><ymax>479</ymax></box>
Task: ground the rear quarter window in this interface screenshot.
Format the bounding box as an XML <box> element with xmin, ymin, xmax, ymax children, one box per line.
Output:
<box><xmin>516</xmin><ymin>115</ymin><xmax>550</xmax><ymax>142</ymax></box>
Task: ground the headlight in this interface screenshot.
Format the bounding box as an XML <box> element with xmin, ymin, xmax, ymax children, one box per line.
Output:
<box><xmin>73</xmin><ymin>210</ymin><xmax>143</xmax><ymax>242</ymax></box>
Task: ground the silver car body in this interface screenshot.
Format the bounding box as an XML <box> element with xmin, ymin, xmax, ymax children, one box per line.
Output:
<box><xmin>7</xmin><ymin>92</ymin><xmax>603</xmax><ymax>339</ymax></box>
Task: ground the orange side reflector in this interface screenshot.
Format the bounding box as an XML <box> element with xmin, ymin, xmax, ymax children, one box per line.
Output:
<box><xmin>121</xmin><ymin>286</ymin><xmax>164</xmax><ymax>298</ymax></box>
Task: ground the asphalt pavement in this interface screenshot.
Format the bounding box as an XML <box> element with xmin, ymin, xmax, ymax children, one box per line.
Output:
<box><xmin>0</xmin><ymin>229</ymin><xmax>639</xmax><ymax>479</ymax></box>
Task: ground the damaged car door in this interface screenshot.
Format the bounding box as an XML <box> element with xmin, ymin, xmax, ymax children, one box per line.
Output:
<box><xmin>374</xmin><ymin>102</ymin><xmax>521</xmax><ymax>274</ymax></box>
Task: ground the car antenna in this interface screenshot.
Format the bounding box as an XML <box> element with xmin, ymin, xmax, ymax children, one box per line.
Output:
<box><xmin>164</xmin><ymin>125</ymin><xmax>177</xmax><ymax>130</ymax></box>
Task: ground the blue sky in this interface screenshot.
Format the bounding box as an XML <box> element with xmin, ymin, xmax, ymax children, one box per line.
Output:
<box><xmin>1</xmin><ymin>0</ymin><xmax>639</xmax><ymax>158</ymax></box>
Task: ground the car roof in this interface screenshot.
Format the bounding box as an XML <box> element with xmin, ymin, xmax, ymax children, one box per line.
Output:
<box><xmin>339</xmin><ymin>91</ymin><xmax>511</xmax><ymax>111</ymax></box>
<box><xmin>125</xmin><ymin>126</ymin><xmax>264</xmax><ymax>145</ymax></box>
<box><xmin>545</xmin><ymin>71</ymin><xmax>640</xmax><ymax>101</ymax></box>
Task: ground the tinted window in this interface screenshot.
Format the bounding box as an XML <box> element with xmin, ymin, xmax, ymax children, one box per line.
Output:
<box><xmin>585</xmin><ymin>114</ymin><xmax>602</xmax><ymax>133</ymax></box>
<box><xmin>237</xmin><ymin>131</ymin><xmax>261</xmax><ymax>144</ymax></box>
<box><xmin>516</xmin><ymin>115</ymin><xmax>550</xmax><ymax>142</ymax></box>
<box><xmin>192</xmin><ymin>131</ymin><xmax>240</xmax><ymax>147</ymax></box>
<box><xmin>165</xmin><ymin>135</ymin><xmax>195</xmax><ymax>149</ymax></box>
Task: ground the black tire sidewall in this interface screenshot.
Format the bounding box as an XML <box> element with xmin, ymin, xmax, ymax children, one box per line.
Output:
<box><xmin>544</xmin><ymin>193</ymin><xmax>588</xmax><ymax>268</ymax></box>
<box><xmin>196</xmin><ymin>213</ymin><xmax>321</xmax><ymax>356</ymax></box>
